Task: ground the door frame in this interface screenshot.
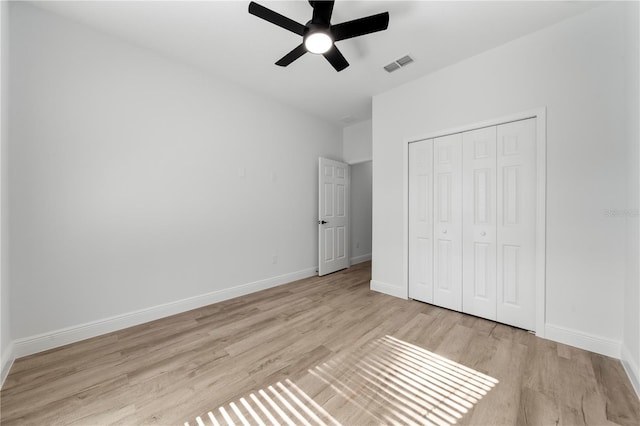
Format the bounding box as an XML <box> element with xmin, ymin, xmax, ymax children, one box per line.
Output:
<box><xmin>402</xmin><ymin>108</ymin><xmax>547</xmax><ymax>336</ymax></box>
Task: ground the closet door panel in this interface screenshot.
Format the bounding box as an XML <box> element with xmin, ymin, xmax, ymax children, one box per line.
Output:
<box><xmin>462</xmin><ymin>127</ymin><xmax>497</xmax><ymax>320</ymax></box>
<box><xmin>408</xmin><ymin>140</ymin><xmax>434</xmax><ymax>302</ymax></box>
<box><xmin>497</xmin><ymin>118</ymin><xmax>536</xmax><ymax>330</ymax></box>
<box><xmin>433</xmin><ymin>133</ymin><xmax>462</xmax><ymax>311</ymax></box>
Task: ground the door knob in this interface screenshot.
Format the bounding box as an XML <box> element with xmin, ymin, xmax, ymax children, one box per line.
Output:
<box><xmin>480</xmin><ymin>231</ymin><xmax>486</xmax><ymax>236</ymax></box>
<box><xmin>318</xmin><ymin>220</ymin><xmax>328</xmax><ymax>225</ymax></box>
<box><xmin>442</xmin><ymin>230</ymin><xmax>447</xmax><ymax>234</ymax></box>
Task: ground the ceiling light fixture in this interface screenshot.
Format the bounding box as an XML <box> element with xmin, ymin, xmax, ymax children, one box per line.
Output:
<box><xmin>304</xmin><ymin>30</ymin><xmax>333</xmax><ymax>54</ymax></box>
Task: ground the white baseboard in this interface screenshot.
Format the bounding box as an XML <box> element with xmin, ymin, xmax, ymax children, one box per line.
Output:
<box><xmin>544</xmin><ymin>323</ymin><xmax>621</xmax><ymax>359</ymax></box>
<box><xmin>350</xmin><ymin>253</ymin><xmax>371</xmax><ymax>265</ymax></box>
<box><xmin>1</xmin><ymin>340</ymin><xmax>15</xmax><ymax>389</ymax></box>
<box><xmin>370</xmin><ymin>279</ymin><xmax>408</xmax><ymax>299</ymax></box>
<box><xmin>12</xmin><ymin>267</ymin><xmax>317</xmax><ymax>360</ymax></box>
<box><xmin>621</xmin><ymin>344</ymin><xmax>640</xmax><ymax>399</ymax></box>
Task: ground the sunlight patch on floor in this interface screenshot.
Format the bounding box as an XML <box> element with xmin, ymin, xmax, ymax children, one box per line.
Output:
<box><xmin>184</xmin><ymin>335</ymin><xmax>498</xmax><ymax>426</ymax></box>
<box><xmin>185</xmin><ymin>379</ymin><xmax>340</xmax><ymax>426</ymax></box>
<box><xmin>309</xmin><ymin>335</ymin><xmax>498</xmax><ymax>425</ymax></box>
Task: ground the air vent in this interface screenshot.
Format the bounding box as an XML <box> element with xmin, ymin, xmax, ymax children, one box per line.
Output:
<box><xmin>384</xmin><ymin>62</ymin><xmax>401</xmax><ymax>73</ymax></box>
<box><xmin>383</xmin><ymin>54</ymin><xmax>414</xmax><ymax>73</ymax></box>
<box><xmin>396</xmin><ymin>55</ymin><xmax>413</xmax><ymax>66</ymax></box>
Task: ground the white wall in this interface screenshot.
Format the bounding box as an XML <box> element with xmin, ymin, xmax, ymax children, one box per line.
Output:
<box><xmin>343</xmin><ymin>119</ymin><xmax>372</xmax><ymax>164</ymax></box>
<box><xmin>350</xmin><ymin>161</ymin><xmax>372</xmax><ymax>263</ymax></box>
<box><xmin>0</xmin><ymin>0</ymin><xmax>12</xmax><ymax>385</ymax></box>
<box><xmin>8</xmin><ymin>2</ymin><xmax>341</xmax><ymax>351</ymax></box>
<box><xmin>623</xmin><ymin>1</ymin><xmax>640</xmax><ymax>397</ymax></box>
<box><xmin>372</xmin><ymin>3</ymin><xmax>630</xmax><ymax>357</ymax></box>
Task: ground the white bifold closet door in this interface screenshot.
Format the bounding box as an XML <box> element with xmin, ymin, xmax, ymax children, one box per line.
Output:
<box><xmin>462</xmin><ymin>126</ymin><xmax>498</xmax><ymax>321</ymax></box>
<box><xmin>408</xmin><ymin>118</ymin><xmax>536</xmax><ymax>331</ymax></box>
<box><xmin>433</xmin><ymin>134</ymin><xmax>463</xmax><ymax>311</ymax></box>
<box><xmin>496</xmin><ymin>119</ymin><xmax>537</xmax><ymax>330</ymax></box>
<box><xmin>408</xmin><ymin>140</ymin><xmax>434</xmax><ymax>302</ymax></box>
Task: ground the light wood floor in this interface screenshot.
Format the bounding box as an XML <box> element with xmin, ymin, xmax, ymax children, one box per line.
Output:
<box><xmin>1</xmin><ymin>262</ymin><xmax>638</xmax><ymax>425</ymax></box>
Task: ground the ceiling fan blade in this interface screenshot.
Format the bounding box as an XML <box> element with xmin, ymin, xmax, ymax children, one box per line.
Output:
<box><xmin>275</xmin><ymin>44</ymin><xmax>308</xmax><ymax>67</ymax></box>
<box><xmin>331</xmin><ymin>12</ymin><xmax>389</xmax><ymax>42</ymax></box>
<box><xmin>311</xmin><ymin>0</ymin><xmax>335</xmax><ymax>25</ymax></box>
<box><xmin>248</xmin><ymin>1</ymin><xmax>306</xmax><ymax>36</ymax></box>
<box><xmin>323</xmin><ymin>45</ymin><xmax>349</xmax><ymax>72</ymax></box>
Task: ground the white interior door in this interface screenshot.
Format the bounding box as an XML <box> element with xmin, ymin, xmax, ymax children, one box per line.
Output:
<box><xmin>433</xmin><ymin>134</ymin><xmax>462</xmax><ymax>311</ymax></box>
<box><xmin>318</xmin><ymin>158</ymin><xmax>350</xmax><ymax>276</ymax></box>
<box><xmin>496</xmin><ymin>118</ymin><xmax>536</xmax><ymax>330</ymax></box>
<box><xmin>462</xmin><ymin>127</ymin><xmax>498</xmax><ymax>320</ymax></box>
<box><xmin>409</xmin><ymin>139</ymin><xmax>434</xmax><ymax>302</ymax></box>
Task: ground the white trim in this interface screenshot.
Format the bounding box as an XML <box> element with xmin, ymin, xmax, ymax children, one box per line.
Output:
<box><xmin>350</xmin><ymin>253</ymin><xmax>371</xmax><ymax>265</ymax></box>
<box><xmin>544</xmin><ymin>323</ymin><xmax>621</xmax><ymax>359</ymax></box>
<box><xmin>621</xmin><ymin>344</ymin><xmax>640</xmax><ymax>399</ymax></box>
<box><xmin>402</xmin><ymin>124</ymin><xmax>410</xmax><ymax>305</ymax></box>
<box><xmin>403</xmin><ymin>108</ymin><xmax>547</xmax><ymax>336</ymax></box>
<box><xmin>345</xmin><ymin>158</ymin><xmax>372</xmax><ymax>165</ymax></box>
<box><xmin>370</xmin><ymin>279</ymin><xmax>408</xmax><ymax>299</ymax></box>
<box><xmin>12</xmin><ymin>267</ymin><xmax>316</xmax><ymax>359</ymax></box>
<box><xmin>534</xmin><ymin>109</ymin><xmax>547</xmax><ymax>338</ymax></box>
<box><xmin>1</xmin><ymin>340</ymin><xmax>14</xmax><ymax>389</ymax></box>
<box><xmin>405</xmin><ymin>109</ymin><xmax>545</xmax><ymax>143</ymax></box>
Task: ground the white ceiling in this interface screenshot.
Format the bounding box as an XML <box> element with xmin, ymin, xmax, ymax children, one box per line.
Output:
<box><xmin>31</xmin><ymin>0</ymin><xmax>601</xmax><ymax>127</ymax></box>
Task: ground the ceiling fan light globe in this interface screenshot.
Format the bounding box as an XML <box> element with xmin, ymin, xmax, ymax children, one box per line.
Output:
<box><xmin>304</xmin><ymin>32</ymin><xmax>333</xmax><ymax>54</ymax></box>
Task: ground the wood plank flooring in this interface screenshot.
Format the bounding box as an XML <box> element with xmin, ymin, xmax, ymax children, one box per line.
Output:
<box><xmin>1</xmin><ymin>262</ymin><xmax>638</xmax><ymax>425</ymax></box>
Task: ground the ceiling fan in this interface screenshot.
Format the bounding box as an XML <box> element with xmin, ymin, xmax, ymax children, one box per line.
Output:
<box><xmin>248</xmin><ymin>0</ymin><xmax>389</xmax><ymax>72</ymax></box>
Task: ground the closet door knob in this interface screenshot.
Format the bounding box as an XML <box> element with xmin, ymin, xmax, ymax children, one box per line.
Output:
<box><xmin>480</xmin><ymin>231</ymin><xmax>486</xmax><ymax>236</ymax></box>
<box><xmin>442</xmin><ymin>230</ymin><xmax>447</xmax><ymax>234</ymax></box>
